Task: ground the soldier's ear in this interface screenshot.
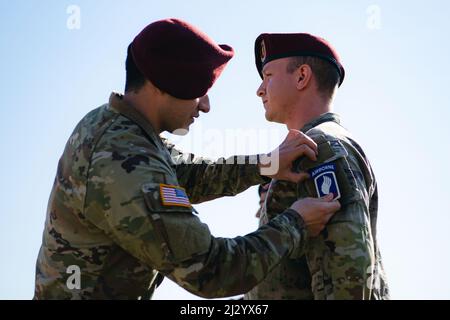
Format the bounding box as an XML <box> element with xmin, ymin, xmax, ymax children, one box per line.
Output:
<box><xmin>295</xmin><ymin>64</ymin><xmax>312</xmax><ymax>90</ymax></box>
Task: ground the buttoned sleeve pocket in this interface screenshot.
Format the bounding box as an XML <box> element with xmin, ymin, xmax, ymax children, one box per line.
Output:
<box><xmin>141</xmin><ymin>182</ymin><xmax>212</xmax><ymax>264</ymax></box>
<box><xmin>296</xmin><ymin>137</ymin><xmax>365</xmax><ymax>223</ymax></box>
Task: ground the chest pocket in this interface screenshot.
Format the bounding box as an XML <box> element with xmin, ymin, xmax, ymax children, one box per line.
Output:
<box><xmin>296</xmin><ymin>137</ymin><xmax>364</xmax><ymax>214</ymax></box>
<box><xmin>142</xmin><ymin>182</ymin><xmax>211</xmax><ymax>264</ymax></box>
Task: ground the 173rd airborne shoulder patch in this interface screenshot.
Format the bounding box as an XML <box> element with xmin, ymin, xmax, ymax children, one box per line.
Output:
<box><xmin>309</xmin><ymin>163</ymin><xmax>341</xmax><ymax>200</ymax></box>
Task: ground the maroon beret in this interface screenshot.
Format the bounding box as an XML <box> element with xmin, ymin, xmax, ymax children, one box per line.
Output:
<box><xmin>254</xmin><ymin>33</ymin><xmax>345</xmax><ymax>86</ymax></box>
<box><xmin>131</xmin><ymin>18</ymin><xmax>234</xmax><ymax>99</ymax></box>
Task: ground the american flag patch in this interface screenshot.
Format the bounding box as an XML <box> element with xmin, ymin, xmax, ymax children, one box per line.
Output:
<box><xmin>160</xmin><ymin>184</ymin><xmax>191</xmax><ymax>208</ymax></box>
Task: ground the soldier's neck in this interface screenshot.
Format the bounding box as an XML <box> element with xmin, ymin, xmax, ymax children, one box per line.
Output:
<box><xmin>285</xmin><ymin>97</ymin><xmax>333</xmax><ymax>131</ymax></box>
<box><xmin>123</xmin><ymin>91</ymin><xmax>162</xmax><ymax>134</ymax></box>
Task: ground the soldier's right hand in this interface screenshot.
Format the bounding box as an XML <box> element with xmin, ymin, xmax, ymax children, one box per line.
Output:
<box><xmin>289</xmin><ymin>194</ymin><xmax>341</xmax><ymax>237</ymax></box>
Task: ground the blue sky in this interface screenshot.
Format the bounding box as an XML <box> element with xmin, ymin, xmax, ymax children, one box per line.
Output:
<box><xmin>1</xmin><ymin>0</ymin><xmax>450</xmax><ymax>299</ymax></box>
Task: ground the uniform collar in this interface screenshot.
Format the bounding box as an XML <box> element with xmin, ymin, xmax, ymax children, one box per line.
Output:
<box><xmin>300</xmin><ymin>112</ymin><xmax>340</xmax><ymax>133</ymax></box>
<box><xmin>108</xmin><ymin>92</ymin><xmax>162</xmax><ymax>143</ymax></box>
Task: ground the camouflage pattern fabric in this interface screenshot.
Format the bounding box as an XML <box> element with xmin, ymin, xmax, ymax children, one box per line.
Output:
<box><xmin>245</xmin><ymin>113</ymin><xmax>389</xmax><ymax>300</ymax></box>
<box><xmin>34</xmin><ymin>93</ymin><xmax>309</xmax><ymax>299</ymax></box>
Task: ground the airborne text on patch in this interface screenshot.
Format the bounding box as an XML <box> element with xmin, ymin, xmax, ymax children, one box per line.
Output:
<box><xmin>309</xmin><ymin>163</ymin><xmax>341</xmax><ymax>200</ymax></box>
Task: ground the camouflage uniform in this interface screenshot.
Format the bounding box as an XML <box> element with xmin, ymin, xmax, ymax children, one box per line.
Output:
<box><xmin>246</xmin><ymin>113</ymin><xmax>389</xmax><ymax>300</ymax></box>
<box><xmin>34</xmin><ymin>93</ymin><xmax>309</xmax><ymax>299</ymax></box>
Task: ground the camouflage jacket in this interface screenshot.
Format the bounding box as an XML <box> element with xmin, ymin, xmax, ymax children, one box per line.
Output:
<box><xmin>34</xmin><ymin>93</ymin><xmax>308</xmax><ymax>299</ymax></box>
<box><xmin>246</xmin><ymin>113</ymin><xmax>389</xmax><ymax>300</ymax></box>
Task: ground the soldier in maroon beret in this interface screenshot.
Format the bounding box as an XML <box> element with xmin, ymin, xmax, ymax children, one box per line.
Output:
<box><xmin>246</xmin><ymin>33</ymin><xmax>389</xmax><ymax>300</ymax></box>
<box><xmin>34</xmin><ymin>20</ymin><xmax>341</xmax><ymax>299</ymax></box>
<box><xmin>124</xmin><ymin>18</ymin><xmax>234</xmax><ymax>134</ymax></box>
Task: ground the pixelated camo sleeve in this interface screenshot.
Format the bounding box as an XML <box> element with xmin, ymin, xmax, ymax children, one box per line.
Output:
<box><xmin>85</xmin><ymin>130</ymin><xmax>307</xmax><ymax>298</ymax></box>
<box><xmin>296</xmin><ymin>133</ymin><xmax>378</xmax><ymax>299</ymax></box>
<box><xmin>162</xmin><ymin>138</ymin><xmax>269</xmax><ymax>204</ymax></box>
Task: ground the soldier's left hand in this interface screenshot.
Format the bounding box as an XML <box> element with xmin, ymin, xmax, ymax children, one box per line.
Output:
<box><xmin>259</xmin><ymin>129</ymin><xmax>317</xmax><ymax>183</ymax></box>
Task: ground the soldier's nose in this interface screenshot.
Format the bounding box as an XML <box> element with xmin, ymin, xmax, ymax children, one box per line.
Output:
<box><xmin>198</xmin><ymin>95</ymin><xmax>210</xmax><ymax>113</ymax></box>
<box><xmin>256</xmin><ymin>83</ymin><xmax>265</xmax><ymax>97</ymax></box>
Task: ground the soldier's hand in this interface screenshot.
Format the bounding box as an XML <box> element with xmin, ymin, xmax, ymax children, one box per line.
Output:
<box><xmin>259</xmin><ymin>129</ymin><xmax>317</xmax><ymax>183</ymax></box>
<box><xmin>289</xmin><ymin>194</ymin><xmax>341</xmax><ymax>237</ymax></box>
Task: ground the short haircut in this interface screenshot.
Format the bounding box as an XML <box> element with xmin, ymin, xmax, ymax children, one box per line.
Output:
<box><xmin>286</xmin><ymin>56</ymin><xmax>341</xmax><ymax>98</ymax></box>
<box><xmin>124</xmin><ymin>44</ymin><xmax>147</xmax><ymax>93</ymax></box>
